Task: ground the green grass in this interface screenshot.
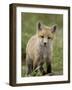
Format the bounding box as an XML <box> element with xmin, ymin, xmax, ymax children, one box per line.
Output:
<box><xmin>52</xmin><ymin>29</ymin><xmax>63</xmax><ymax>75</ymax></box>
<box><xmin>21</xmin><ymin>13</ymin><xmax>63</xmax><ymax>77</ymax></box>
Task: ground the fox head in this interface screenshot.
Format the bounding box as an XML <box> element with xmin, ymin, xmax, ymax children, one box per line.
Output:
<box><xmin>37</xmin><ymin>22</ymin><xmax>57</xmax><ymax>47</ymax></box>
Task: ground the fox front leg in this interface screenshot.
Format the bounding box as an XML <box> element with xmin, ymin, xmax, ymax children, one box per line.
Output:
<box><xmin>26</xmin><ymin>56</ymin><xmax>33</xmax><ymax>75</ymax></box>
<box><xmin>46</xmin><ymin>59</ymin><xmax>52</xmax><ymax>74</ymax></box>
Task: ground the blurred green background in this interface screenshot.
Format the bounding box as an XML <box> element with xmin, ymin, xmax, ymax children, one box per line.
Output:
<box><xmin>21</xmin><ymin>12</ymin><xmax>63</xmax><ymax>77</ymax></box>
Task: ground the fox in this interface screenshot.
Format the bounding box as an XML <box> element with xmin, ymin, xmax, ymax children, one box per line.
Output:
<box><xmin>26</xmin><ymin>22</ymin><xmax>56</xmax><ymax>75</ymax></box>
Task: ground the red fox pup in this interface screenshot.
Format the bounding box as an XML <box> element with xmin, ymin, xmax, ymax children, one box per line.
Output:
<box><xmin>26</xmin><ymin>22</ymin><xmax>56</xmax><ymax>75</ymax></box>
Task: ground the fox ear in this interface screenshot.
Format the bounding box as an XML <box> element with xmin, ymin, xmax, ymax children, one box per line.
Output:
<box><xmin>51</xmin><ymin>25</ymin><xmax>57</xmax><ymax>33</ymax></box>
<box><xmin>37</xmin><ymin>21</ymin><xmax>43</xmax><ymax>31</ymax></box>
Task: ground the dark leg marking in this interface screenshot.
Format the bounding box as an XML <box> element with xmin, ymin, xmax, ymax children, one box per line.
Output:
<box><xmin>47</xmin><ymin>63</ymin><xmax>52</xmax><ymax>73</ymax></box>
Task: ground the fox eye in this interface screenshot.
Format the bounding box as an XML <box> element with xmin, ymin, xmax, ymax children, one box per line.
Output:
<box><xmin>41</xmin><ymin>36</ymin><xmax>44</xmax><ymax>38</ymax></box>
<box><xmin>48</xmin><ymin>37</ymin><xmax>51</xmax><ymax>39</ymax></box>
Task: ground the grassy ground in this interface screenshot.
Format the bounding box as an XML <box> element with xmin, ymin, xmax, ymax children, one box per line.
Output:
<box><xmin>21</xmin><ymin>13</ymin><xmax>63</xmax><ymax>77</ymax></box>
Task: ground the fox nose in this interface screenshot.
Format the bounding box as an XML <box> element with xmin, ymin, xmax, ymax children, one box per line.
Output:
<box><xmin>44</xmin><ymin>42</ymin><xmax>46</xmax><ymax>46</ymax></box>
